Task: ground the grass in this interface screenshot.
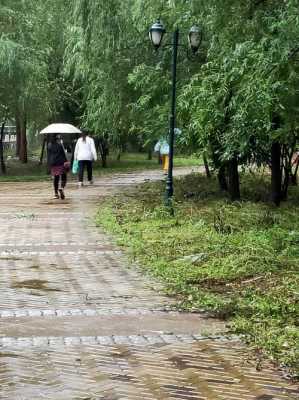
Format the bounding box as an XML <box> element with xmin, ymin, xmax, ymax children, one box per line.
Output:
<box><xmin>0</xmin><ymin>152</ymin><xmax>199</xmax><ymax>182</ymax></box>
<box><xmin>96</xmin><ymin>172</ymin><xmax>299</xmax><ymax>376</ymax></box>
<box><xmin>0</xmin><ymin>160</ymin><xmax>50</xmax><ymax>182</ymax></box>
<box><xmin>94</xmin><ymin>152</ymin><xmax>199</xmax><ymax>174</ymax></box>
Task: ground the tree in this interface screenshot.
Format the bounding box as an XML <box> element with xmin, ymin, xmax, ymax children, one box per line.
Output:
<box><xmin>180</xmin><ymin>0</ymin><xmax>299</xmax><ymax>203</ymax></box>
<box><xmin>64</xmin><ymin>0</ymin><xmax>137</xmax><ymax>161</ymax></box>
<box><xmin>0</xmin><ymin>0</ymin><xmax>69</xmax><ymax>162</ymax></box>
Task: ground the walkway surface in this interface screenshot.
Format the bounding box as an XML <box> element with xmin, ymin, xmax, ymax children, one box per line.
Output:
<box><xmin>0</xmin><ymin>168</ymin><xmax>298</xmax><ymax>400</ymax></box>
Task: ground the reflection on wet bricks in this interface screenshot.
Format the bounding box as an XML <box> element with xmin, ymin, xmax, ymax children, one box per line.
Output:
<box><xmin>0</xmin><ymin>340</ymin><xmax>298</xmax><ymax>400</ymax></box>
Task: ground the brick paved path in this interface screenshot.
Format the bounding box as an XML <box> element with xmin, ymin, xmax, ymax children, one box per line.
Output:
<box><xmin>0</xmin><ymin>169</ymin><xmax>298</xmax><ymax>399</ymax></box>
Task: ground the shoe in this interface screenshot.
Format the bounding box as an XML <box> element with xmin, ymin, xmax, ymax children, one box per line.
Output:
<box><xmin>88</xmin><ymin>180</ymin><xmax>93</xmax><ymax>185</ymax></box>
<box><xmin>53</xmin><ymin>193</ymin><xmax>59</xmax><ymax>199</ymax></box>
<box><xmin>78</xmin><ymin>182</ymin><xmax>83</xmax><ymax>187</ymax></box>
<box><xmin>58</xmin><ymin>189</ymin><xmax>65</xmax><ymax>200</ymax></box>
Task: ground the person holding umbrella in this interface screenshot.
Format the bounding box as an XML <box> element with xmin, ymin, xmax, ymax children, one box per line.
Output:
<box><xmin>74</xmin><ymin>131</ymin><xmax>97</xmax><ymax>186</ymax></box>
<box><xmin>47</xmin><ymin>134</ymin><xmax>68</xmax><ymax>199</ymax></box>
<box><xmin>40</xmin><ymin>123</ymin><xmax>84</xmax><ymax>196</ymax></box>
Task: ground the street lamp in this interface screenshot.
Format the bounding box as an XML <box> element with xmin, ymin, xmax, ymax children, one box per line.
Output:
<box><xmin>149</xmin><ymin>20</ymin><xmax>166</xmax><ymax>50</ymax></box>
<box><xmin>188</xmin><ymin>26</ymin><xmax>202</xmax><ymax>54</ymax></box>
<box><xmin>149</xmin><ymin>20</ymin><xmax>201</xmax><ymax>205</ymax></box>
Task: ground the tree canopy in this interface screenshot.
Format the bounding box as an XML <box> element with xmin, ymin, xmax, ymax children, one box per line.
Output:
<box><xmin>0</xmin><ymin>0</ymin><xmax>299</xmax><ymax>202</ymax></box>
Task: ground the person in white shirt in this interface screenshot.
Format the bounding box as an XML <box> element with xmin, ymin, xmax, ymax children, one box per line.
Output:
<box><xmin>74</xmin><ymin>132</ymin><xmax>97</xmax><ymax>186</ymax></box>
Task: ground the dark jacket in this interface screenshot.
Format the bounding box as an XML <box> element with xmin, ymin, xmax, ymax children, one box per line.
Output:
<box><xmin>48</xmin><ymin>142</ymin><xmax>67</xmax><ymax>167</ymax></box>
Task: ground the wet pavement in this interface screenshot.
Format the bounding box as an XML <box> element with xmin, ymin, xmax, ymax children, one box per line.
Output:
<box><xmin>0</xmin><ymin>168</ymin><xmax>298</xmax><ymax>399</ymax></box>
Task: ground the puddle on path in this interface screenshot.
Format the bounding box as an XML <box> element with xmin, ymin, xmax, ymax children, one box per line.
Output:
<box><xmin>0</xmin><ymin>353</ymin><xmax>21</xmax><ymax>359</ymax></box>
<box><xmin>163</xmin><ymin>384</ymin><xmax>198</xmax><ymax>398</ymax></box>
<box><xmin>29</xmin><ymin>265</ymin><xmax>40</xmax><ymax>270</ymax></box>
<box><xmin>11</xmin><ymin>279</ymin><xmax>62</xmax><ymax>292</ymax></box>
<box><xmin>111</xmin><ymin>374</ymin><xmax>135</xmax><ymax>382</ymax></box>
<box><xmin>109</xmin><ymin>347</ymin><xmax>132</xmax><ymax>359</ymax></box>
<box><xmin>41</xmin><ymin>200</ymin><xmax>71</xmax><ymax>206</ymax></box>
<box><xmin>168</xmin><ymin>355</ymin><xmax>189</xmax><ymax>370</ymax></box>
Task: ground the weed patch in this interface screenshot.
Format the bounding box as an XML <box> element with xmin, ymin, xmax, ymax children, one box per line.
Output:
<box><xmin>97</xmin><ymin>173</ymin><xmax>299</xmax><ymax>375</ymax></box>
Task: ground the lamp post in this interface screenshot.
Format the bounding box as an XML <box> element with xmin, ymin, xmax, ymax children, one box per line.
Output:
<box><xmin>149</xmin><ymin>21</ymin><xmax>201</xmax><ymax>205</ymax></box>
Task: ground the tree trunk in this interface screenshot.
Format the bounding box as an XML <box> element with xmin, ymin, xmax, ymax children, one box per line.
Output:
<box><xmin>0</xmin><ymin>121</ymin><xmax>7</xmax><ymax>174</ymax></box>
<box><xmin>15</xmin><ymin>115</ymin><xmax>21</xmax><ymax>157</ymax></box>
<box><xmin>101</xmin><ymin>152</ymin><xmax>107</xmax><ymax>168</ymax></box>
<box><xmin>281</xmin><ymin>145</ymin><xmax>293</xmax><ymax>201</ymax></box>
<box><xmin>147</xmin><ymin>149</ymin><xmax>152</xmax><ymax>160</ymax></box>
<box><xmin>19</xmin><ymin>116</ymin><xmax>27</xmax><ymax>163</ymax></box>
<box><xmin>218</xmin><ymin>165</ymin><xmax>228</xmax><ymax>191</ymax></box>
<box><xmin>281</xmin><ymin>168</ymin><xmax>290</xmax><ymax>200</ymax></box>
<box><xmin>227</xmin><ymin>157</ymin><xmax>240</xmax><ymax>201</ymax></box>
<box><xmin>100</xmin><ymin>145</ymin><xmax>108</xmax><ymax>168</ymax></box>
<box><xmin>39</xmin><ymin>137</ymin><xmax>47</xmax><ymax>165</ymax></box>
<box><xmin>98</xmin><ymin>139</ymin><xmax>109</xmax><ymax>168</ymax></box>
<box><xmin>203</xmin><ymin>152</ymin><xmax>211</xmax><ymax>178</ymax></box>
<box><xmin>271</xmin><ymin>141</ymin><xmax>282</xmax><ymax>206</ymax></box>
<box><xmin>291</xmin><ymin>162</ymin><xmax>298</xmax><ymax>185</ymax></box>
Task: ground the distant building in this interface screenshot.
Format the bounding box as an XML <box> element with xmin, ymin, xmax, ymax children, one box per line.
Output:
<box><xmin>3</xmin><ymin>125</ymin><xmax>16</xmax><ymax>149</ymax></box>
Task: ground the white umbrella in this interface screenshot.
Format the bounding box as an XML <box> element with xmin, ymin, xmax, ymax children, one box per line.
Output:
<box><xmin>40</xmin><ymin>123</ymin><xmax>82</xmax><ymax>135</ymax></box>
